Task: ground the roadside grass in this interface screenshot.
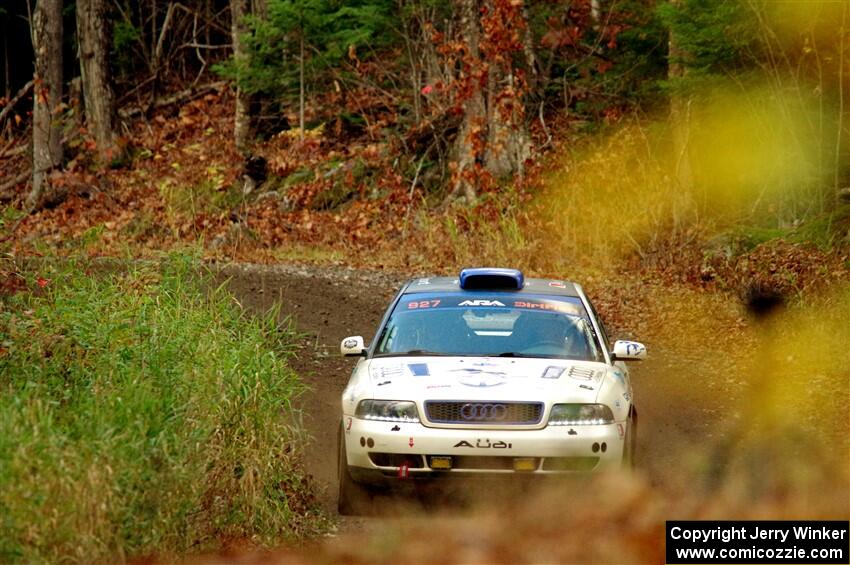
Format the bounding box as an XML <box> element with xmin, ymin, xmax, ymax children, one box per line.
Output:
<box><xmin>0</xmin><ymin>255</ymin><xmax>326</xmax><ymax>563</ymax></box>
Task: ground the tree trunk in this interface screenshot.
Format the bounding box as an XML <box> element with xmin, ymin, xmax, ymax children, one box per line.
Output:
<box><xmin>449</xmin><ymin>0</ymin><xmax>531</xmax><ymax>202</ymax></box>
<box><xmin>29</xmin><ymin>0</ymin><xmax>63</xmax><ymax>210</ymax></box>
<box><xmin>480</xmin><ymin>0</ymin><xmax>530</xmax><ymax>179</ymax></box>
<box><xmin>484</xmin><ymin>67</ymin><xmax>531</xmax><ymax>179</ymax></box>
<box><xmin>299</xmin><ymin>30</ymin><xmax>305</xmax><ymax>139</ymax></box>
<box><xmin>77</xmin><ymin>0</ymin><xmax>118</xmax><ymax>164</ymax></box>
<box><xmin>230</xmin><ymin>0</ymin><xmax>251</xmax><ymax>152</ymax></box>
<box><xmin>451</xmin><ymin>0</ymin><xmax>485</xmax><ymax>203</ymax></box>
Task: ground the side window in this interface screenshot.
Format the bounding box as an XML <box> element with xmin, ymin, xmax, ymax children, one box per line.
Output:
<box><xmin>586</xmin><ymin>298</ymin><xmax>611</xmax><ymax>351</ymax></box>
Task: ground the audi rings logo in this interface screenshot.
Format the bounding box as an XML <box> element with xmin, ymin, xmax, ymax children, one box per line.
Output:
<box><xmin>460</xmin><ymin>403</ymin><xmax>508</xmax><ymax>421</ymax></box>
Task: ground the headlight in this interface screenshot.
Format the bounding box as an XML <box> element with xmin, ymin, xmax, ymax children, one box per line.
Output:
<box><xmin>548</xmin><ymin>404</ymin><xmax>613</xmax><ymax>426</ymax></box>
<box><xmin>355</xmin><ymin>400</ymin><xmax>420</xmax><ymax>422</ymax></box>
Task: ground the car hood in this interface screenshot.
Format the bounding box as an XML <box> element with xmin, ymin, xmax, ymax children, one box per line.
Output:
<box><xmin>363</xmin><ymin>356</ymin><xmax>608</xmax><ymax>403</ymax></box>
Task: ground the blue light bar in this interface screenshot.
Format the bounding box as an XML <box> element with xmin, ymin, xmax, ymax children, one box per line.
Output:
<box><xmin>459</xmin><ymin>268</ymin><xmax>524</xmax><ymax>290</ymax></box>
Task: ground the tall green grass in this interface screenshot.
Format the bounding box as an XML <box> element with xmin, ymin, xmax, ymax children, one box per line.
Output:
<box><xmin>0</xmin><ymin>256</ymin><xmax>324</xmax><ymax>563</ymax></box>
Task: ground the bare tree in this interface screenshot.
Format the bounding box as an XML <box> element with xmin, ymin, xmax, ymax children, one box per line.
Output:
<box><xmin>230</xmin><ymin>0</ymin><xmax>251</xmax><ymax>152</ymax></box>
<box><xmin>28</xmin><ymin>0</ymin><xmax>63</xmax><ymax>210</ymax></box>
<box><xmin>77</xmin><ymin>0</ymin><xmax>118</xmax><ymax>164</ymax></box>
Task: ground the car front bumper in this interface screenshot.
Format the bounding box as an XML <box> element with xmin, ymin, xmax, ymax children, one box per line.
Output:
<box><xmin>343</xmin><ymin>416</ymin><xmax>626</xmax><ymax>484</ymax></box>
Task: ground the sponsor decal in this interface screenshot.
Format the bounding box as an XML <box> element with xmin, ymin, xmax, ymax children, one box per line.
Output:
<box><xmin>346</xmin><ymin>418</ymin><xmax>353</xmax><ymax>433</ymax></box>
<box><xmin>615</xmin><ymin>399</ymin><xmax>622</xmax><ymax>409</ymax></box>
<box><xmin>408</xmin><ymin>437</ymin><xmax>415</xmax><ymax>448</ymax></box>
<box><xmin>407</xmin><ymin>299</ymin><xmax>441</xmax><ymax>309</ymax></box>
<box><xmin>549</xmin><ymin>281</ymin><xmax>567</xmax><ymax>288</ymax></box>
<box><xmin>513</xmin><ymin>300</ymin><xmax>582</xmax><ymax>315</ymax></box>
<box><xmin>567</xmin><ymin>429</ymin><xmax>577</xmax><ymax>435</ymax></box>
<box><xmin>612</xmin><ymin>370</ymin><xmax>627</xmax><ymax>387</ymax></box>
<box><xmin>343</xmin><ymin>338</ymin><xmax>358</xmax><ymax>349</ymax></box>
<box><xmin>458</xmin><ymin>373</ymin><xmax>507</xmax><ymax>387</ymax></box>
<box><xmin>416</xmin><ymin>278</ymin><xmax>431</xmax><ymax>285</ymax></box>
<box><xmin>459</xmin><ymin>299</ymin><xmax>506</xmax><ymax>307</ymax></box>
<box><xmin>408</xmin><ymin>363</ymin><xmax>429</xmax><ymax>376</ymax></box>
<box><xmin>426</xmin><ymin>384</ymin><xmax>451</xmax><ymax>389</ymax></box>
<box><xmin>623</xmin><ymin>391</ymin><xmax>632</xmax><ymax>402</ymax></box>
<box><xmin>453</xmin><ymin>439</ymin><xmax>513</xmax><ymax>449</ymax></box>
<box><xmin>377</xmin><ymin>380</ymin><xmax>391</xmax><ymax>386</ymax></box>
<box><xmin>579</xmin><ymin>384</ymin><xmax>595</xmax><ymax>390</ymax></box>
<box><xmin>391</xmin><ymin>425</ymin><xmax>400</xmax><ymax>431</ymax></box>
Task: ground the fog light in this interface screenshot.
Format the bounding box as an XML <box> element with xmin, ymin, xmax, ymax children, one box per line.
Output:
<box><xmin>513</xmin><ymin>457</ymin><xmax>537</xmax><ymax>472</ymax></box>
<box><xmin>430</xmin><ymin>456</ymin><xmax>452</xmax><ymax>470</ymax></box>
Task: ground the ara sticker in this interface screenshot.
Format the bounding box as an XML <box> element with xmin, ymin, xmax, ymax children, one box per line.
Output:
<box><xmin>459</xmin><ymin>299</ymin><xmax>505</xmax><ymax>307</ymax></box>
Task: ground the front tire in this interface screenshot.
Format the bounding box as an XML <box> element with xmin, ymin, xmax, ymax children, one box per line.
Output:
<box><xmin>337</xmin><ymin>422</ymin><xmax>373</xmax><ymax>515</ymax></box>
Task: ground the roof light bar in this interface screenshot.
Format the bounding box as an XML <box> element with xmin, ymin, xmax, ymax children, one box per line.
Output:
<box><xmin>459</xmin><ymin>268</ymin><xmax>524</xmax><ymax>290</ymax></box>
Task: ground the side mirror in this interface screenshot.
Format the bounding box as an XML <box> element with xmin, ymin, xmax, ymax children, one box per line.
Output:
<box><xmin>611</xmin><ymin>340</ymin><xmax>647</xmax><ymax>361</ymax></box>
<box><xmin>341</xmin><ymin>336</ymin><xmax>367</xmax><ymax>357</ymax></box>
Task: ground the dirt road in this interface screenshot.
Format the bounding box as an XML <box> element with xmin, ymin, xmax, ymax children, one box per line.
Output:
<box><xmin>218</xmin><ymin>263</ymin><xmax>728</xmax><ymax>512</ymax></box>
<box><xmin>211</xmin><ymin>263</ymin><xmax>847</xmax><ymax>563</ymax></box>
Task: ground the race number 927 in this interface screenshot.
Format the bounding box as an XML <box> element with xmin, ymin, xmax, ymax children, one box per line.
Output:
<box><xmin>407</xmin><ymin>299</ymin><xmax>441</xmax><ymax>309</ymax></box>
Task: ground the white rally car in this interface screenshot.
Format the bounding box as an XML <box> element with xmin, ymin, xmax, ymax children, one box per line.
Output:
<box><xmin>337</xmin><ymin>268</ymin><xmax>646</xmax><ymax>514</ymax></box>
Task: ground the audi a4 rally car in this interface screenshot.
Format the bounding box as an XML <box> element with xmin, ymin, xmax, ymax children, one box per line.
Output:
<box><xmin>337</xmin><ymin>268</ymin><xmax>646</xmax><ymax>514</ymax></box>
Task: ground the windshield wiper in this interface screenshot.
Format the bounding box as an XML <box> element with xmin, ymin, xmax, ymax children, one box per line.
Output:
<box><xmin>378</xmin><ymin>349</ymin><xmax>451</xmax><ymax>357</ymax></box>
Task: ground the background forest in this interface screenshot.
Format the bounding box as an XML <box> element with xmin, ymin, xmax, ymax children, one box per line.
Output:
<box><xmin>0</xmin><ymin>0</ymin><xmax>847</xmax><ymax>280</ymax></box>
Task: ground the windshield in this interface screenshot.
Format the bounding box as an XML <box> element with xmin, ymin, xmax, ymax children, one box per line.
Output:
<box><xmin>374</xmin><ymin>293</ymin><xmax>602</xmax><ymax>361</ymax></box>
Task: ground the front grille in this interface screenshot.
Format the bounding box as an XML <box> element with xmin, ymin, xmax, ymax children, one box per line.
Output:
<box><xmin>425</xmin><ymin>401</ymin><xmax>543</xmax><ymax>425</ymax></box>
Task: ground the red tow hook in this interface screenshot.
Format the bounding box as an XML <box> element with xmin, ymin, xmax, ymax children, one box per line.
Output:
<box><xmin>398</xmin><ymin>463</ymin><xmax>410</xmax><ymax>479</ymax></box>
